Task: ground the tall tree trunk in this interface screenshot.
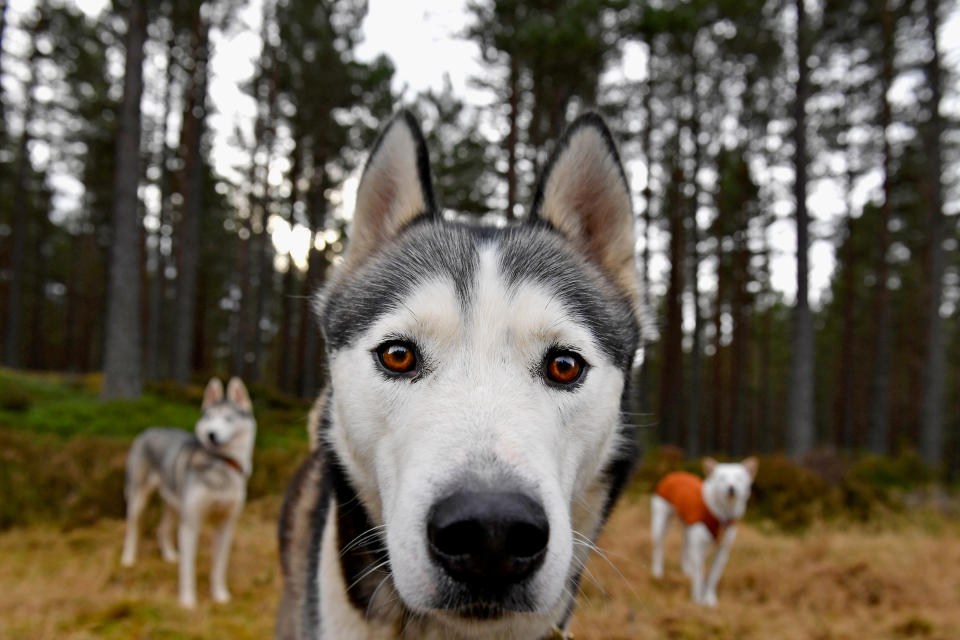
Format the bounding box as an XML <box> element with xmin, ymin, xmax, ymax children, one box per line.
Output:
<box><xmin>298</xmin><ymin>165</ymin><xmax>328</xmax><ymax>398</ymax></box>
<box><xmin>101</xmin><ymin>0</ymin><xmax>146</xmax><ymax>399</ymax></box>
<box><xmin>919</xmin><ymin>0</ymin><xmax>946</xmax><ymax>466</ymax></box>
<box><xmin>249</xmin><ymin>66</ymin><xmax>278</xmax><ymax>383</ymax></box>
<box><xmin>28</xmin><ymin>212</ymin><xmax>49</xmax><ymax>368</ymax></box>
<box><xmin>2</xmin><ymin>15</ymin><xmax>44</xmax><ymax>369</ymax></box>
<box><xmin>505</xmin><ymin>56</ymin><xmax>519</xmax><ymax>219</ymax></box>
<box><xmin>277</xmin><ymin>143</ymin><xmax>301</xmax><ymax>393</ymax></box>
<box><xmin>146</xmin><ymin>29</ymin><xmax>176</xmax><ymax>381</ymax></box>
<box><xmin>786</xmin><ymin>0</ymin><xmax>814</xmax><ymax>458</ymax></box>
<box><xmin>730</xmin><ymin>211</ymin><xmax>750</xmax><ymax>456</ymax></box>
<box><xmin>659</xmin><ymin>163</ymin><xmax>685</xmax><ymax>446</ymax></box>
<box><xmin>867</xmin><ymin>0</ymin><xmax>895</xmax><ymax>454</ymax></box>
<box><xmin>233</xmin><ymin>222</ymin><xmax>252</xmax><ymax>376</ymax></box>
<box><xmin>172</xmin><ymin>6</ymin><xmax>208</xmax><ymax>385</ymax></box>
<box><xmin>836</xmin><ymin>213</ymin><xmax>858</xmax><ymax>449</ymax></box>
<box><xmin>711</xmin><ymin>236</ymin><xmax>726</xmax><ymax>453</ymax></box>
<box><xmin>758</xmin><ymin>235</ymin><xmax>773</xmax><ymax>452</ymax></box>
<box><xmin>0</xmin><ymin>0</ymin><xmax>7</xmax><ymax>144</ymax></box>
<box><xmin>685</xmin><ymin>49</ymin><xmax>703</xmax><ymax>458</ymax></box>
<box><xmin>3</xmin><ymin>104</ymin><xmax>32</xmax><ymax>368</ymax></box>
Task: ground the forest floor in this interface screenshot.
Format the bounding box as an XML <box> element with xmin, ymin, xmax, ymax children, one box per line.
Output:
<box><xmin>2</xmin><ymin>492</ymin><xmax>959</xmax><ymax>640</ymax></box>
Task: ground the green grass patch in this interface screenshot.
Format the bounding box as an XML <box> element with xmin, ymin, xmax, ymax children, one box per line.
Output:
<box><xmin>0</xmin><ymin>368</ymin><xmax>311</xmax><ymax>447</ymax></box>
<box><xmin>0</xmin><ymin>369</ymin><xmax>311</xmax><ymax>530</ymax></box>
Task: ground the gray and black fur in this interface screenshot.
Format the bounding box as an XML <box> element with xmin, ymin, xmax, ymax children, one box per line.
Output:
<box><xmin>277</xmin><ymin>111</ymin><xmax>640</xmax><ymax>639</ymax></box>
<box><xmin>122</xmin><ymin>377</ymin><xmax>256</xmax><ymax>608</ymax></box>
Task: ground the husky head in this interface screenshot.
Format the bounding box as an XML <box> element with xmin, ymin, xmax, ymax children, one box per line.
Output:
<box><xmin>702</xmin><ymin>457</ymin><xmax>758</xmax><ymax>521</ymax></box>
<box><xmin>317</xmin><ymin>111</ymin><xmax>640</xmax><ymax>635</ymax></box>
<box><xmin>195</xmin><ymin>377</ymin><xmax>257</xmax><ymax>472</ymax></box>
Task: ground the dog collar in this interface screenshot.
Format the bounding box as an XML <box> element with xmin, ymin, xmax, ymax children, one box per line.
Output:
<box><xmin>214</xmin><ymin>453</ymin><xmax>247</xmax><ymax>477</ymax></box>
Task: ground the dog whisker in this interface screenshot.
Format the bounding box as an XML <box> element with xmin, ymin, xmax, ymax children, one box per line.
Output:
<box><xmin>340</xmin><ymin>524</ymin><xmax>387</xmax><ymax>557</ymax></box>
<box><xmin>346</xmin><ymin>559</ymin><xmax>393</xmax><ymax>594</ymax></box>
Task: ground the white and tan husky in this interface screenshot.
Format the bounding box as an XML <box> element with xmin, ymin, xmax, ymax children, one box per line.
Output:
<box><xmin>276</xmin><ymin>111</ymin><xmax>641</xmax><ymax>639</ymax></box>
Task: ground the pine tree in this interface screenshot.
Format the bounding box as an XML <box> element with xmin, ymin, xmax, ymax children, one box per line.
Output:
<box><xmin>101</xmin><ymin>0</ymin><xmax>147</xmax><ymax>399</ymax></box>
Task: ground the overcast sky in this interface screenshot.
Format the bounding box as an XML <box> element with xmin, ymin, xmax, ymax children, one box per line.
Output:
<box><xmin>8</xmin><ymin>0</ymin><xmax>960</xmax><ymax>308</ymax></box>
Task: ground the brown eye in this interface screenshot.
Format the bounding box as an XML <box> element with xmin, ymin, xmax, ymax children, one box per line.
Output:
<box><xmin>377</xmin><ymin>342</ymin><xmax>417</xmax><ymax>374</ymax></box>
<box><xmin>545</xmin><ymin>351</ymin><xmax>585</xmax><ymax>385</ymax></box>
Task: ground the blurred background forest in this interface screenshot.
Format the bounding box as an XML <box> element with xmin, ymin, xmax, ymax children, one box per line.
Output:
<box><xmin>0</xmin><ymin>0</ymin><xmax>958</xmax><ymax>477</ymax></box>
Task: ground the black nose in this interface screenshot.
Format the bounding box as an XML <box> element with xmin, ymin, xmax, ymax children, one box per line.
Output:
<box><xmin>727</xmin><ymin>486</ymin><xmax>736</xmax><ymax>499</ymax></box>
<box><xmin>208</xmin><ymin>432</ymin><xmax>219</xmax><ymax>445</ymax></box>
<box><xmin>427</xmin><ymin>491</ymin><xmax>549</xmax><ymax>588</ymax></box>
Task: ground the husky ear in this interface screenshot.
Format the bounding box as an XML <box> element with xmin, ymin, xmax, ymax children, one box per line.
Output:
<box><xmin>530</xmin><ymin>113</ymin><xmax>639</xmax><ymax>305</ymax></box>
<box><xmin>702</xmin><ymin>457</ymin><xmax>719</xmax><ymax>477</ymax></box>
<box><xmin>742</xmin><ymin>456</ymin><xmax>759</xmax><ymax>480</ymax></box>
<box><xmin>202</xmin><ymin>378</ymin><xmax>224</xmax><ymax>410</ymax></box>
<box><xmin>345</xmin><ymin>110</ymin><xmax>436</xmax><ymax>267</ymax></box>
<box><xmin>226</xmin><ymin>377</ymin><xmax>253</xmax><ymax>413</ymax></box>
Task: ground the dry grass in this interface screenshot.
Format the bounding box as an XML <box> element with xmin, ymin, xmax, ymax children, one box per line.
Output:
<box><xmin>2</xmin><ymin>493</ymin><xmax>958</xmax><ymax>640</ymax></box>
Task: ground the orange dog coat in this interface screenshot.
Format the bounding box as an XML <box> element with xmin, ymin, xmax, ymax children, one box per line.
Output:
<box><xmin>654</xmin><ymin>471</ymin><xmax>728</xmax><ymax>539</ymax></box>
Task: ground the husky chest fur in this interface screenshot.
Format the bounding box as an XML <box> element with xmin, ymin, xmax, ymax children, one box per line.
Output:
<box><xmin>277</xmin><ymin>111</ymin><xmax>641</xmax><ymax>639</ymax></box>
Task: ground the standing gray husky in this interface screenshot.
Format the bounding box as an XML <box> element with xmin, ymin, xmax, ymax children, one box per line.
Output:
<box><xmin>122</xmin><ymin>377</ymin><xmax>256</xmax><ymax>608</ymax></box>
<box><xmin>276</xmin><ymin>111</ymin><xmax>641</xmax><ymax>639</ymax></box>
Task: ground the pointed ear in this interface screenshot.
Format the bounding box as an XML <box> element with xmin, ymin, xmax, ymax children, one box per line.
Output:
<box><xmin>226</xmin><ymin>377</ymin><xmax>253</xmax><ymax>412</ymax></box>
<box><xmin>531</xmin><ymin>113</ymin><xmax>639</xmax><ymax>305</ymax></box>
<box><xmin>702</xmin><ymin>457</ymin><xmax>719</xmax><ymax>476</ymax></box>
<box><xmin>202</xmin><ymin>378</ymin><xmax>224</xmax><ymax>410</ymax></box>
<box><xmin>345</xmin><ymin>110</ymin><xmax>436</xmax><ymax>267</ymax></box>
<box><xmin>742</xmin><ymin>456</ymin><xmax>759</xmax><ymax>480</ymax></box>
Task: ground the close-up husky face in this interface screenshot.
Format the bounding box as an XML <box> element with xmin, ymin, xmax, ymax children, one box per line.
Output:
<box><xmin>317</xmin><ymin>112</ymin><xmax>640</xmax><ymax>636</ymax></box>
<box><xmin>194</xmin><ymin>377</ymin><xmax>257</xmax><ymax>459</ymax></box>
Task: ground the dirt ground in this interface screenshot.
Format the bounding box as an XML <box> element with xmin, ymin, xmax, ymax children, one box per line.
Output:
<box><xmin>2</xmin><ymin>493</ymin><xmax>958</xmax><ymax>640</ymax></box>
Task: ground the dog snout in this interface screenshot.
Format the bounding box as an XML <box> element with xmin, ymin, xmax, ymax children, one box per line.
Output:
<box><xmin>207</xmin><ymin>432</ymin><xmax>219</xmax><ymax>446</ymax></box>
<box><xmin>427</xmin><ymin>491</ymin><xmax>549</xmax><ymax>588</ymax></box>
<box><xmin>727</xmin><ymin>485</ymin><xmax>736</xmax><ymax>499</ymax></box>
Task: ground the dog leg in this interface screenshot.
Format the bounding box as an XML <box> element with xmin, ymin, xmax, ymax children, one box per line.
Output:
<box><xmin>210</xmin><ymin>503</ymin><xmax>242</xmax><ymax>604</ymax></box>
<box><xmin>178</xmin><ymin>504</ymin><xmax>201</xmax><ymax>608</ymax></box>
<box><xmin>702</xmin><ymin>525</ymin><xmax>737</xmax><ymax>607</ymax></box>
<box><xmin>157</xmin><ymin>504</ymin><xmax>179</xmax><ymax>563</ymax></box>
<box><xmin>685</xmin><ymin>524</ymin><xmax>712</xmax><ymax>604</ymax></box>
<box><xmin>650</xmin><ymin>495</ymin><xmax>672</xmax><ymax>579</ymax></box>
<box><xmin>121</xmin><ymin>485</ymin><xmax>149</xmax><ymax>567</ymax></box>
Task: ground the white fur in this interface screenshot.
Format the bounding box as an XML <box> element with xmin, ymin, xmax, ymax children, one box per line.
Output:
<box><xmin>323</xmin><ymin>245</ymin><xmax>626</xmax><ymax>635</ymax></box>
<box><xmin>650</xmin><ymin>459</ymin><xmax>756</xmax><ymax>606</ymax></box>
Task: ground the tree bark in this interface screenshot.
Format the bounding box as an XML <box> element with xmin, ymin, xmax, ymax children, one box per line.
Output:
<box><xmin>298</xmin><ymin>169</ymin><xmax>328</xmax><ymax>399</ymax></box>
<box><xmin>146</xmin><ymin>27</ymin><xmax>176</xmax><ymax>381</ymax></box>
<box><xmin>919</xmin><ymin>0</ymin><xmax>946</xmax><ymax>466</ymax></box>
<box><xmin>786</xmin><ymin>0</ymin><xmax>814</xmax><ymax>459</ymax></box>
<box><xmin>867</xmin><ymin>0</ymin><xmax>895</xmax><ymax>455</ymax></box>
<box><xmin>659</xmin><ymin>163</ymin><xmax>685</xmax><ymax>446</ymax></box>
<box><xmin>685</xmin><ymin>47</ymin><xmax>703</xmax><ymax>458</ymax></box>
<box><xmin>0</xmin><ymin>0</ymin><xmax>7</xmax><ymax>144</ymax></box>
<box><xmin>277</xmin><ymin>143</ymin><xmax>301</xmax><ymax>394</ymax></box>
<box><xmin>172</xmin><ymin>6</ymin><xmax>208</xmax><ymax>385</ymax></box>
<box><xmin>101</xmin><ymin>0</ymin><xmax>147</xmax><ymax>399</ymax></box>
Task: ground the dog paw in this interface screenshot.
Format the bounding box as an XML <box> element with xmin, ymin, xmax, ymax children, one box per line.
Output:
<box><xmin>180</xmin><ymin>594</ymin><xmax>197</xmax><ymax>609</ymax></box>
<box><xmin>212</xmin><ymin>589</ymin><xmax>231</xmax><ymax>604</ymax></box>
<box><xmin>703</xmin><ymin>592</ymin><xmax>718</xmax><ymax>607</ymax></box>
<box><xmin>121</xmin><ymin>554</ymin><xmax>135</xmax><ymax>567</ymax></box>
<box><xmin>651</xmin><ymin>567</ymin><xmax>663</xmax><ymax>579</ymax></box>
<box><xmin>162</xmin><ymin>551</ymin><xmax>179</xmax><ymax>563</ymax></box>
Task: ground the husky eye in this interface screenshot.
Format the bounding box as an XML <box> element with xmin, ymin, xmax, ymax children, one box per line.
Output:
<box><xmin>544</xmin><ymin>350</ymin><xmax>585</xmax><ymax>386</ymax></box>
<box><xmin>376</xmin><ymin>341</ymin><xmax>418</xmax><ymax>375</ymax></box>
